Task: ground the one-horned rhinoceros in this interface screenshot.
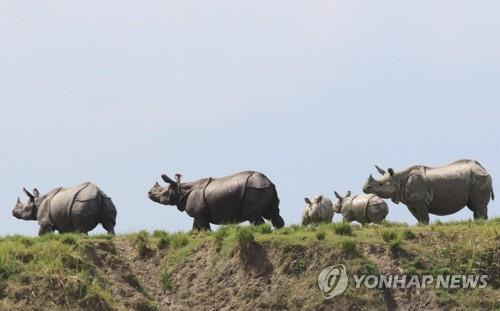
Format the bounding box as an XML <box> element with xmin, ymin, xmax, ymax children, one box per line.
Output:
<box><xmin>363</xmin><ymin>159</ymin><xmax>494</xmax><ymax>224</ymax></box>
<box><xmin>12</xmin><ymin>182</ymin><xmax>117</xmax><ymax>235</ymax></box>
<box><xmin>333</xmin><ymin>191</ymin><xmax>388</xmax><ymax>224</ymax></box>
<box><xmin>148</xmin><ymin>170</ymin><xmax>285</xmax><ymax>230</ymax></box>
<box><xmin>302</xmin><ymin>195</ymin><xmax>334</xmax><ymax>225</ymax></box>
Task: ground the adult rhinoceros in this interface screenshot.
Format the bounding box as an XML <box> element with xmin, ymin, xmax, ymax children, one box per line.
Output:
<box><xmin>148</xmin><ymin>170</ymin><xmax>285</xmax><ymax>230</ymax></box>
<box><xmin>363</xmin><ymin>159</ymin><xmax>494</xmax><ymax>224</ymax></box>
<box><xmin>12</xmin><ymin>182</ymin><xmax>117</xmax><ymax>235</ymax></box>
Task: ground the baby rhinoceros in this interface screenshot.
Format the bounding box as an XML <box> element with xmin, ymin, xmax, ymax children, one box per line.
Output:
<box><xmin>302</xmin><ymin>195</ymin><xmax>334</xmax><ymax>225</ymax></box>
<box><xmin>12</xmin><ymin>182</ymin><xmax>117</xmax><ymax>236</ymax></box>
<box><xmin>333</xmin><ymin>191</ymin><xmax>388</xmax><ymax>225</ymax></box>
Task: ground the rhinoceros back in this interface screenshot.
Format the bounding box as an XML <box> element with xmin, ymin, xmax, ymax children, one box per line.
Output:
<box><xmin>204</xmin><ymin>171</ymin><xmax>271</xmax><ymax>209</ymax></box>
<box><xmin>345</xmin><ymin>194</ymin><xmax>387</xmax><ymax>224</ymax></box>
<box><xmin>346</xmin><ymin>195</ymin><xmax>370</xmax><ymax>223</ymax></box>
<box><xmin>46</xmin><ymin>182</ymin><xmax>101</xmax><ymax>232</ymax></box>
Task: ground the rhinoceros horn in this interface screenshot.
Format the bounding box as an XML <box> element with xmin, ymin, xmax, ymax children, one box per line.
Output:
<box><xmin>345</xmin><ymin>190</ymin><xmax>351</xmax><ymax>198</ymax></box>
<box><xmin>375</xmin><ymin>165</ymin><xmax>386</xmax><ymax>175</ymax></box>
<box><xmin>17</xmin><ymin>197</ymin><xmax>21</xmax><ymax>204</ymax></box>
<box><xmin>368</xmin><ymin>174</ymin><xmax>375</xmax><ymax>182</ymax></box>
<box><xmin>23</xmin><ymin>187</ymin><xmax>34</xmax><ymax>200</ymax></box>
<box><xmin>334</xmin><ymin>191</ymin><xmax>343</xmax><ymax>200</ymax></box>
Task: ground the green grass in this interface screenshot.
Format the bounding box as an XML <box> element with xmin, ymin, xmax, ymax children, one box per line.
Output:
<box><xmin>133</xmin><ymin>230</ymin><xmax>152</xmax><ymax>257</ymax></box>
<box><xmin>339</xmin><ymin>239</ymin><xmax>357</xmax><ymax>254</ymax></box>
<box><xmin>234</xmin><ymin>226</ymin><xmax>255</xmax><ymax>248</ymax></box>
<box><xmin>0</xmin><ymin>217</ymin><xmax>498</xmax><ymax>310</ymax></box>
<box><xmin>402</xmin><ymin>229</ymin><xmax>416</xmax><ymax>240</ymax></box>
<box><xmin>380</xmin><ymin>229</ymin><xmax>398</xmax><ymax>242</ymax></box>
<box><xmin>0</xmin><ymin>234</ymin><xmax>118</xmax><ymax>310</ymax></box>
<box><xmin>333</xmin><ymin>222</ymin><xmax>353</xmax><ymax>236</ymax></box>
<box><xmin>315</xmin><ymin>231</ymin><xmax>326</xmax><ymax>240</ymax></box>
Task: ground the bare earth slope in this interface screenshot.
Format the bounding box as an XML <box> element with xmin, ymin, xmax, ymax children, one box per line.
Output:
<box><xmin>0</xmin><ymin>219</ymin><xmax>499</xmax><ymax>310</ymax></box>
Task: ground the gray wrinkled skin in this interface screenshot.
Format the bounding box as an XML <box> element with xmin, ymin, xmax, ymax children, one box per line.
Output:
<box><xmin>302</xmin><ymin>195</ymin><xmax>334</xmax><ymax>225</ymax></box>
<box><xmin>333</xmin><ymin>191</ymin><xmax>388</xmax><ymax>224</ymax></box>
<box><xmin>148</xmin><ymin>170</ymin><xmax>285</xmax><ymax>230</ymax></box>
<box><xmin>12</xmin><ymin>182</ymin><xmax>117</xmax><ymax>235</ymax></box>
<box><xmin>363</xmin><ymin>159</ymin><xmax>494</xmax><ymax>224</ymax></box>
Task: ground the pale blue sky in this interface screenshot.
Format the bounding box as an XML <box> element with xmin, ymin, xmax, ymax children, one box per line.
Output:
<box><xmin>1</xmin><ymin>1</ymin><xmax>499</xmax><ymax>235</ymax></box>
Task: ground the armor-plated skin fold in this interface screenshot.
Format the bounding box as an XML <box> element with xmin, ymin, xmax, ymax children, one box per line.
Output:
<box><xmin>363</xmin><ymin>159</ymin><xmax>494</xmax><ymax>224</ymax></box>
<box><xmin>148</xmin><ymin>170</ymin><xmax>285</xmax><ymax>230</ymax></box>
<box><xmin>333</xmin><ymin>191</ymin><xmax>388</xmax><ymax>224</ymax></box>
<box><xmin>12</xmin><ymin>182</ymin><xmax>117</xmax><ymax>235</ymax></box>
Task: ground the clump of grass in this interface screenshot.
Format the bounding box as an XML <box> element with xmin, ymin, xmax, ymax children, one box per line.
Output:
<box><xmin>152</xmin><ymin>230</ymin><xmax>168</xmax><ymax>238</ymax></box>
<box><xmin>61</xmin><ymin>234</ymin><xmax>79</xmax><ymax>246</ymax></box>
<box><xmin>334</xmin><ymin>222</ymin><xmax>353</xmax><ymax>236</ymax></box>
<box><xmin>160</xmin><ymin>270</ymin><xmax>173</xmax><ymax>290</ymax></box>
<box><xmin>255</xmin><ymin>223</ymin><xmax>273</xmax><ymax>234</ymax></box>
<box><xmin>389</xmin><ymin>239</ymin><xmax>401</xmax><ymax>253</ymax></box>
<box><xmin>289</xmin><ymin>224</ymin><xmax>302</xmax><ymax>232</ymax></box>
<box><xmin>402</xmin><ymin>229</ymin><xmax>416</xmax><ymax>240</ymax></box>
<box><xmin>359</xmin><ymin>261</ymin><xmax>379</xmax><ymax>275</ymax></box>
<box><xmin>0</xmin><ymin>256</ymin><xmax>19</xmax><ymax>280</ymax></box>
<box><xmin>316</xmin><ymin>231</ymin><xmax>326</xmax><ymax>240</ymax></box>
<box><xmin>277</xmin><ymin>227</ymin><xmax>292</xmax><ymax>235</ymax></box>
<box><xmin>380</xmin><ymin>230</ymin><xmax>398</xmax><ymax>242</ymax></box>
<box><xmin>134</xmin><ymin>230</ymin><xmax>151</xmax><ymax>257</ymax></box>
<box><xmin>380</xmin><ymin>220</ymin><xmax>408</xmax><ymax>227</ymax></box>
<box><xmin>157</xmin><ymin>236</ymin><xmax>170</xmax><ymax>250</ymax></box>
<box><xmin>169</xmin><ymin>232</ymin><xmax>189</xmax><ymax>249</ymax></box>
<box><xmin>339</xmin><ymin>239</ymin><xmax>357</xmax><ymax>254</ymax></box>
<box><xmin>235</xmin><ymin>226</ymin><xmax>255</xmax><ymax>249</ymax></box>
<box><xmin>19</xmin><ymin>237</ymin><xmax>34</xmax><ymax>247</ymax></box>
<box><xmin>213</xmin><ymin>226</ymin><xmax>230</xmax><ymax>249</ymax></box>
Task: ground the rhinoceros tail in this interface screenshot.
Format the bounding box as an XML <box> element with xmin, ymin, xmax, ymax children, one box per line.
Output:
<box><xmin>99</xmin><ymin>193</ymin><xmax>117</xmax><ymax>234</ymax></box>
<box><xmin>492</xmin><ymin>188</ymin><xmax>495</xmax><ymax>201</ymax></box>
<box><xmin>265</xmin><ymin>184</ymin><xmax>285</xmax><ymax>229</ymax></box>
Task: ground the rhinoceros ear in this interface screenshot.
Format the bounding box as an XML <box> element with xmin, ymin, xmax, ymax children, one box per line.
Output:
<box><xmin>175</xmin><ymin>174</ymin><xmax>182</xmax><ymax>184</ymax></box>
<box><xmin>33</xmin><ymin>188</ymin><xmax>40</xmax><ymax>198</ymax></box>
<box><xmin>375</xmin><ymin>165</ymin><xmax>386</xmax><ymax>175</ymax></box>
<box><xmin>316</xmin><ymin>195</ymin><xmax>323</xmax><ymax>203</ymax></box>
<box><xmin>161</xmin><ymin>174</ymin><xmax>176</xmax><ymax>185</ymax></box>
<box><xmin>345</xmin><ymin>190</ymin><xmax>351</xmax><ymax>198</ymax></box>
<box><xmin>388</xmin><ymin>168</ymin><xmax>395</xmax><ymax>176</ymax></box>
<box><xmin>304</xmin><ymin>197</ymin><xmax>311</xmax><ymax>204</ymax></box>
<box><xmin>23</xmin><ymin>187</ymin><xmax>34</xmax><ymax>200</ymax></box>
<box><xmin>334</xmin><ymin>191</ymin><xmax>343</xmax><ymax>200</ymax></box>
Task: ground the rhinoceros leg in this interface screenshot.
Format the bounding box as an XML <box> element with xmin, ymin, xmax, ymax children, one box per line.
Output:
<box><xmin>467</xmin><ymin>193</ymin><xmax>489</xmax><ymax>220</ymax></box>
<box><xmin>100</xmin><ymin>198</ymin><xmax>117</xmax><ymax>235</ymax></box>
<box><xmin>193</xmin><ymin>217</ymin><xmax>211</xmax><ymax>231</ymax></box>
<box><xmin>408</xmin><ymin>202</ymin><xmax>430</xmax><ymax>224</ymax></box>
<box><xmin>38</xmin><ymin>225</ymin><xmax>54</xmax><ymax>236</ymax></box>
<box><xmin>250</xmin><ymin>217</ymin><xmax>265</xmax><ymax>226</ymax></box>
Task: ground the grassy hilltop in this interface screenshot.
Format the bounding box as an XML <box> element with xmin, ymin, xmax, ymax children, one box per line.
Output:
<box><xmin>0</xmin><ymin>219</ymin><xmax>499</xmax><ymax>310</ymax></box>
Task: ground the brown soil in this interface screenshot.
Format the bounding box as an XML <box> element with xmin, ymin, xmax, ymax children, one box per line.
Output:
<box><xmin>364</xmin><ymin>244</ymin><xmax>438</xmax><ymax>311</ymax></box>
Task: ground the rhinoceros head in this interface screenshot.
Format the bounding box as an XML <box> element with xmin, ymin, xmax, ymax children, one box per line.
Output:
<box><xmin>333</xmin><ymin>191</ymin><xmax>351</xmax><ymax>213</ymax></box>
<box><xmin>304</xmin><ymin>195</ymin><xmax>325</xmax><ymax>218</ymax></box>
<box><xmin>363</xmin><ymin>165</ymin><xmax>398</xmax><ymax>199</ymax></box>
<box><xmin>148</xmin><ymin>174</ymin><xmax>181</xmax><ymax>206</ymax></box>
<box><xmin>12</xmin><ymin>188</ymin><xmax>40</xmax><ymax>220</ymax></box>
